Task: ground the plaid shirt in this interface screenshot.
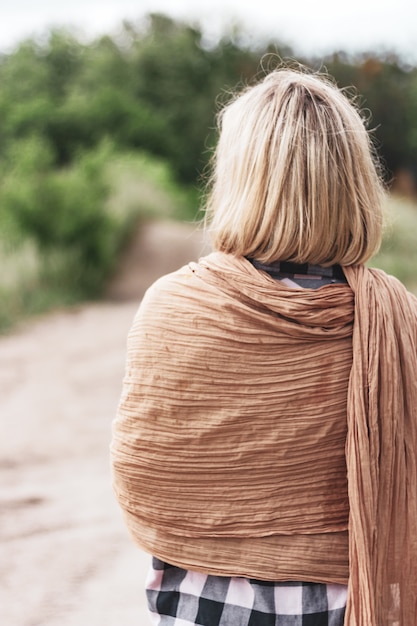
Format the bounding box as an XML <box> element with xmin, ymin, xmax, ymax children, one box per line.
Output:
<box><xmin>146</xmin><ymin>558</ymin><xmax>347</xmax><ymax>626</ymax></box>
<box><xmin>249</xmin><ymin>260</ymin><xmax>348</xmax><ymax>289</ymax></box>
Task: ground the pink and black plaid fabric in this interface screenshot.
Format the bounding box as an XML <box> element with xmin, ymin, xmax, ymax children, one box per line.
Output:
<box><xmin>146</xmin><ymin>558</ymin><xmax>347</xmax><ymax>626</ymax></box>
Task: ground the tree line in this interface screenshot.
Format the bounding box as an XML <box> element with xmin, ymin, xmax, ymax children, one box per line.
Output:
<box><xmin>1</xmin><ymin>12</ymin><xmax>416</xmax><ymax>190</ymax></box>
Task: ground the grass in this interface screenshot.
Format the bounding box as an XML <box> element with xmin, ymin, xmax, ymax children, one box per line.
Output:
<box><xmin>104</xmin><ymin>151</ymin><xmax>199</xmax><ymax>223</ymax></box>
<box><xmin>371</xmin><ymin>194</ymin><xmax>417</xmax><ymax>295</ymax></box>
<box><xmin>0</xmin><ymin>242</ymin><xmax>92</xmax><ymax>333</ymax></box>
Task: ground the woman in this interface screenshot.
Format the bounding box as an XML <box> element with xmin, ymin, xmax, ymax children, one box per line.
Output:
<box><xmin>111</xmin><ymin>67</ymin><xmax>417</xmax><ymax>625</ymax></box>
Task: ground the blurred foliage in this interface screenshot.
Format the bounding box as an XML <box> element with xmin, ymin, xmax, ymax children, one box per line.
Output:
<box><xmin>0</xmin><ymin>137</ymin><xmax>115</xmax><ymax>295</ymax></box>
<box><xmin>1</xmin><ymin>15</ymin><xmax>416</xmax><ymax>187</ymax></box>
<box><xmin>0</xmin><ymin>146</ymin><xmax>191</xmax><ymax>332</ymax></box>
<box><xmin>0</xmin><ymin>13</ymin><xmax>417</xmax><ymax>331</ymax></box>
<box><xmin>371</xmin><ymin>196</ymin><xmax>417</xmax><ymax>294</ymax></box>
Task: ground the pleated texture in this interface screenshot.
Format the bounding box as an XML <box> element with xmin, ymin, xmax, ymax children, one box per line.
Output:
<box><xmin>111</xmin><ymin>252</ymin><xmax>417</xmax><ymax>625</ymax></box>
<box><xmin>343</xmin><ymin>265</ymin><xmax>417</xmax><ymax>626</ymax></box>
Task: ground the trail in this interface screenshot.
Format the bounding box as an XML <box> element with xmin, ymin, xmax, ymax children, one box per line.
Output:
<box><xmin>0</xmin><ymin>221</ymin><xmax>210</xmax><ymax>626</ymax></box>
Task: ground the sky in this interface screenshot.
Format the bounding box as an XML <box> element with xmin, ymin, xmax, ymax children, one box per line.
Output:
<box><xmin>1</xmin><ymin>0</ymin><xmax>416</xmax><ymax>62</ymax></box>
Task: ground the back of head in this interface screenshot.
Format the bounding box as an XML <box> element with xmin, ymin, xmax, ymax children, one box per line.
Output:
<box><xmin>206</xmin><ymin>66</ymin><xmax>385</xmax><ymax>266</ymax></box>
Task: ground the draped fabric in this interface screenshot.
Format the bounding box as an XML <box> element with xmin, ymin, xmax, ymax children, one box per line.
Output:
<box><xmin>111</xmin><ymin>252</ymin><xmax>417</xmax><ymax>625</ymax></box>
<box><xmin>343</xmin><ymin>265</ymin><xmax>417</xmax><ymax>625</ymax></box>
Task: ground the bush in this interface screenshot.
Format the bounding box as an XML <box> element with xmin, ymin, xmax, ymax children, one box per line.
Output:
<box><xmin>0</xmin><ymin>142</ymin><xmax>198</xmax><ymax>333</ymax></box>
<box><xmin>0</xmin><ymin>138</ymin><xmax>119</xmax><ymax>295</ymax></box>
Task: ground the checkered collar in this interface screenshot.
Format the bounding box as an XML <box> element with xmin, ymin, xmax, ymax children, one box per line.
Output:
<box><xmin>248</xmin><ymin>259</ymin><xmax>347</xmax><ymax>285</ymax></box>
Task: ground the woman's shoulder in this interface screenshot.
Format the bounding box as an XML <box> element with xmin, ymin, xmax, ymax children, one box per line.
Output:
<box><xmin>130</xmin><ymin>257</ymin><xmax>216</xmax><ymax>334</ymax></box>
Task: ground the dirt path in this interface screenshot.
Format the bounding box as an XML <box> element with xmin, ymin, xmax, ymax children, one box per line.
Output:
<box><xmin>0</xmin><ymin>221</ymin><xmax>210</xmax><ymax>626</ymax></box>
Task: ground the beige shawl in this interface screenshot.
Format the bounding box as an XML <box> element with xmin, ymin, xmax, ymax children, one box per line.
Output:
<box><xmin>111</xmin><ymin>252</ymin><xmax>417</xmax><ymax>625</ymax></box>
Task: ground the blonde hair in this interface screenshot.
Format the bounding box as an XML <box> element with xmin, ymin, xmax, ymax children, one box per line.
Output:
<box><xmin>205</xmin><ymin>67</ymin><xmax>385</xmax><ymax>266</ymax></box>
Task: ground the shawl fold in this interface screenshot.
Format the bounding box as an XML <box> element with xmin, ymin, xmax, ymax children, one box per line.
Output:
<box><xmin>343</xmin><ymin>265</ymin><xmax>417</xmax><ymax>625</ymax></box>
<box><xmin>111</xmin><ymin>252</ymin><xmax>417</xmax><ymax>625</ymax></box>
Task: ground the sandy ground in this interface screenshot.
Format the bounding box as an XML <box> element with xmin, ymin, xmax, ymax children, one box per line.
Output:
<box><xmin>0</xmin><ymin>221</ymin><xmax>210</xmax><ymax>626</ymax></box>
